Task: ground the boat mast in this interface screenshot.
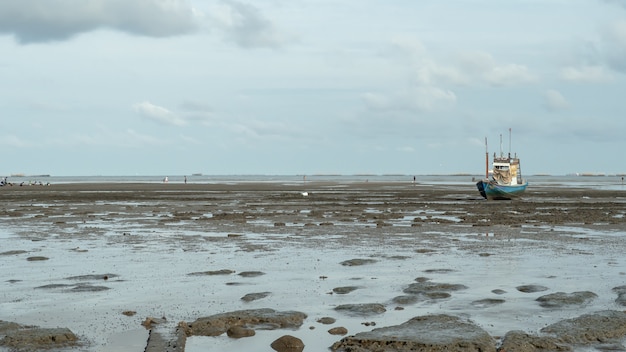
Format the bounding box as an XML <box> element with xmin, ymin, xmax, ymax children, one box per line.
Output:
<box><xmin>484</xmin><ymin>137</ymin><xmax>489</xmax><ymax>179</ymax></box>
<box><xmin>499</xmin><ymin>134</ymin><xmax>503</xmax><ymax>157</ymax></box>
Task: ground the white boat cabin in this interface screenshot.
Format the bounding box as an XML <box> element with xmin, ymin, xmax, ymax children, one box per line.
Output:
<box><xmin>492</xmin><ymin>154</ymin><xmax>524</xmax><ymax>186</ymax></box>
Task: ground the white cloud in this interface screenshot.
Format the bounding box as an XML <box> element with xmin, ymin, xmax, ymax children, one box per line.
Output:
<box><xmin>367</xmin><ymin>37</ymin><xmax>461</xmax><ymax>115</ymax></box>
<box><xmin>412</xmin><ymin>86</ymin><xmax>457</xmax><ymax>111</ymax></box>
<box><xmin>390</xmin><ymin>36</ymin><xmax>428</xmax><ymax>59</ymax></box>
<box><xmin>42</xmin><ymin>127</ymin><xmax>167</xmax><ymax>148</ymax></box>
<box><xmin>179</xmin><ymin>100</ymin><xmax>212</xmax><ymax>112</ymax></box>
<box><xmin>603</xmin><ymin>20</ymin><xmax>626</xmax><ymax>72</ymax></box>
<box><xmin>133</xmin><ymin>102</ymin><xmax>187</xmax><ymax>126</ymax></box>
<box><xmin>543</xmin><ymin>89</ymin><xmax>570</xmax><ymax>112</ymax></box>
<box><xmin>27</xmin><ymin>101</ymin><xmax>69</xmax><ymax>112</ymax></box>
<box><xmin>208</xmin><ymin>0</ymin><xmax>292</xmax><ymax>48</ymax></box>
<box><xmin>0</xmin><ymin>135</ymin><xmax>31</xmax><ymax>148</ymax></box>
<box><xmin>362</xmin><ymin>87</ymin><xmax>457</xmax><ymax>113</ymax></box>
<box><xmin>609</xmin><ymin>20</ymin><xmax>626</xmax><ymax>45</ymax></box>
<box><xmin>231</xmin><ymin>119</ymin><xmax>299</xmax><ymax>140</ymax></box>
<box><xmin>362</xmin><ymin>93</ymin><xmax>391</xmax><ymax>111</ymax></box>
<box><xmin>484</xmin><ymin>63</ymin><xmax>536</xmax><ymax>86</ymax></box>
<box><xmin>397</xmin><ymin>146</ymin><xmax>415</xmax><ymax>153</ymax></box>
<box><xmin>456</xmin><ymin>51</ymin><xmax>537</xmax><ymax>87</ymax></box>
<box><xmin>392</xmin><ymin>38</ymin><xmax>535</xmax><ymax>88</ymax></box>
<box><xmin>0</xmin><ymin>0</ymin><xmax>199</xmax><ymax>44</ymax></box>
<box><xmin>560</xmin><ymin>66</ymin><xmax>613</xmax><ymax>83</ymax></box>
<box><xmin>179</xmin><ymin>100</ymin><xmax>213</xmax><ymax>124</ymax></box>
<box><xmin>457</xmin><ymin>51</ymin><xmax>497</xmax><ymax>75</ymax></box>
<box><xmin>179</xmin><ymin>134</ymin><xmax>202</xmax><ymax>145</ymax></box>
<box><xmin>414</xmin><ymin>60</ymin><xmax>466</xmax><ymax>86</ymax></box>
<box><xmin>124</xmin><ymin>129</ymin><xmax>168</xmax><ymax>146</ymax></box>
<box><xmin>392</xmin><ymin>36</ymin><xmax>466</xmax><ymax>86</ymax></box>
<box><xmin>603</xmin><ymin>0</ymin><xmax>626</xmax><ymax>8</ymax></box>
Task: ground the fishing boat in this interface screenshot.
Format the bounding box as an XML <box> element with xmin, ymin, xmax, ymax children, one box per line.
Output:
<box><xmin>476</xmin><ymin>130</ymin><xmax>528</xmax><ymax>200</ymax></box>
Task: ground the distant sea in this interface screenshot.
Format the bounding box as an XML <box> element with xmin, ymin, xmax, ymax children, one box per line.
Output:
<box><xmin>4</xmin><ymin>174</ymin><xmax>626</xmax><ymax>190</ymax></box>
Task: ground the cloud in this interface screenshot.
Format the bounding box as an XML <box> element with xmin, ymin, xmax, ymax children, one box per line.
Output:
<box><xmin>0</xmin><ymin>135</ymin><xmax>31</xmax><ymax>148</ymax></box>
<box><xmin>231</xmin><ymin>119</ymin><xmax>298</xmax><ymax>140</ymax></box>
<box><xmin>412</xmin><ymin>86</ymin><xmax>457</xmax><ymax>111</ymax></box>
<box><xmin>26</xmin><ymin>101</ymin><xmax>70</xmax><ymax>112</ymax></box>
<box><xmin>602</xmin><ymin>0</ymin><xmax>626</xmax><ymax>10</ymax></box>
<box><xmin>414</xmin><ymin>60</ymin><xmax>466</xmax><ymax>86</ymax></box>
<box><xmin>0</xmin><ymin>0</ymin><xmax>199</xmax><ymax>44</ymax></box>
<box><xmin>392</xmin><ymin>36</ymin><xmax>466</xmax><ymax>86</ymax></box>
<box><xmin>362</xmin><ymin>93</ymin><xmax>392</xmax><ymax>111</ymax></box>
<box><xmin>390</xmin><ymin>36</ymin><xmax>429</xmax><ymax>59</ymax></box>
<box><xmin>392</xmin><ymin>40</ymin><xmax>536</xmax><ymax>88</ymax></box>
<box><xmin>362</xmin><ymin>86</ymin><xmax>457</xmax><ymax>113</ymax></box>
<box><xmin>560</xmin><ymin>65</ymin><xmax>614</xmax><ymax>83</ymax></box>
<box><xmin>457</xmin><ymin>51</ymin><xmax>537</xmax><ymax>86</ymax></box>
<box><xmin>178</xmin><ymin>134</ymin><xmax>202</xmax><ymax>145</ymax></box>
<box><xmin>133</xmin><ymin>102</ymin><xmax>187</xmax><ymax>126</ymax></box>
<box><xmin>608</xmin><ymin>20</ymin><xmax>626</xmax><ymax>46</ymax></box>
<box><xmin>178</xmin><ymin>100</ymin><xmax>213</xmax><ymax>124</ymax></box>
<box><xmin>208</xmin><ymin>0</ymin><xmax>292</xmax><ymax>48</ymax></box>
<box><xmin>603</xmin><ymin>20</ymin><xmax>626</xmax><ymax>72</ymax></box>
<box><xmin>124</xmin><ymin>129</ymin><xmax>168</xmax><ymax>146</ymax></box>
<box><xmin>457</xmin><ymin>51</ymin><xmax>496</xmax><ymax>74</ymax></box>
<box><xmin>543</xmin><ymin>89</ymin><xmax>570</xmax><ymax>112</ymax></box>
<box><xmin>363</xmin><ymin>37</ymin><xmax>460</xmax><ymax>115</ymax></box>
<box><xmin>39</xmin><ymin>125</ymin><xmax>167</xmax><ymax>148</ymax></box>
<box><xmin>483</xmin><ymin>63</ymin><xmax>536</xmax><ymax>86</ymax></box>
<box><xmin>179</xmin><ymin>100</ymin><xmax>212</xmax><ymax>113</ymax></box>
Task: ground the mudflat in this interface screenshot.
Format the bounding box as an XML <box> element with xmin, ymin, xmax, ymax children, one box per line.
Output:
<box><xmin>1</xmin><ymin>181</ymin><xmax>626</xmax><ymax>351</ymax></box>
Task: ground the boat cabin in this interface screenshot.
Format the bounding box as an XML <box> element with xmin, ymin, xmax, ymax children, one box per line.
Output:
<box><xmin>492</xmin><ymin>154</ymin><xmax>524</xmax><ymax>186</ymax></box>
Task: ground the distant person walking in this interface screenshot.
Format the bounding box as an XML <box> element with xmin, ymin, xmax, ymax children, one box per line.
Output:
<box><xmin>184</xmin><ymin>176</ymin><xmax>187</xmax><ymax>184</ymax></box>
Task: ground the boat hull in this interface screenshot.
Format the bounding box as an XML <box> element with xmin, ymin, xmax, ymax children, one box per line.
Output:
<box><xmin>476</xmin><ymin>180</ymin><xmax>527</xmax><ymax>200</ymax></box>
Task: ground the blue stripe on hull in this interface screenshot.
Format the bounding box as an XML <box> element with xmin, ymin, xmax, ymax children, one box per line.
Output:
<box><xmin>476</xmin><ymin>181</ymin><xmax>527</xmax><ymax>200</ymax></box>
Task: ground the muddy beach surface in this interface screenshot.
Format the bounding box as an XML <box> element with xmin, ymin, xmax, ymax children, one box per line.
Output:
<box><xmin>1</xmin><ymin>181</ymin><xmax>626</xmax><ymax>351</ymax></box>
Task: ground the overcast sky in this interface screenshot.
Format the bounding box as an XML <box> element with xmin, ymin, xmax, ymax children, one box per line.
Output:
<box><xmin>1</xmin><ymin>0</ymin><xmax>625</xmax><ymax>176</ymax></box>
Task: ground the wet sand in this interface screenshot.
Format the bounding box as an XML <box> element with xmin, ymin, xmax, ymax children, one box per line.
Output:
<box><xmin>1</xmin><ymin>181</ymin><xmax>626</xmax><ymax>351</ymax></box>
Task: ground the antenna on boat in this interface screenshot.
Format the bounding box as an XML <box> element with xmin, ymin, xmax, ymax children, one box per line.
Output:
<box><xmin>499</xmin><ymin>134</ymin><xmax>503</xmax><ymax>157</ymax></box>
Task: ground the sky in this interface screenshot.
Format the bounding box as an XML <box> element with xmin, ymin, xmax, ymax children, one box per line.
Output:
<box><xmin>1</xmin><ymin>0</ymin><xmax>626</xmax><ymax>176</ymax></box>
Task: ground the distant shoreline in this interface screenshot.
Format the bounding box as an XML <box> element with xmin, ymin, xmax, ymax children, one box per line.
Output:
<box><xmin>1</xmin><ymin>174</ymin><xmax>625</xmax><ymax>193</ymax></box>
<box><xmin>2</xmin><ymin>181</ymin><xmax>626</xmax><ymax>194</ymax></box>
<box><xmin>3</xmin><ymin>173</ymin><xmax>626</xmax><ymax>178</ymax></box>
